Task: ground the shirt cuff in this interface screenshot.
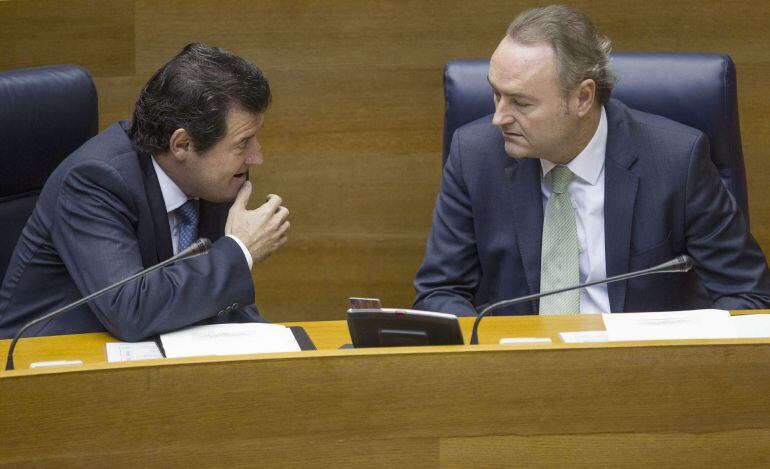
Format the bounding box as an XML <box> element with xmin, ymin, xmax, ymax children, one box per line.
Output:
<box><xmin>225</xmin><ymin>234</ymin><xmax>253</xmax><ymax>270</ymax></box>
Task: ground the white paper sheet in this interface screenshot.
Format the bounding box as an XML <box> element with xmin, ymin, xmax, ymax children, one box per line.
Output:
<box><xmin>30</xmin><ymin>360</ymin><xmax>83</xmax><ymax>368</ymax></box>
<box><xmin>602</xmin><ymin>309</ymin><xmax>735</xmax><ymax>342</ymax></box>
<box><xmin>499</xmin><ymin>337</ymin><xmax>552</xmax><ymax>344</ymax></box>
<box><xmin>731</xmin><ymin>314</ymin><xmax>770</xmax><ymax>338</ymax></box>
<box><xmin>159</xmin><ymin>323</ymin><xmax>301</xmax><ymax>359</ymax></box>
<box><xmin>105</xmin><ymin>341</ymin><xmax>164</xmax><ymax>363</ymax></box>
<box><xmin>560</xmin><ymin>330</ymin><xmax>609</xmax><ymax>343</ymax></box>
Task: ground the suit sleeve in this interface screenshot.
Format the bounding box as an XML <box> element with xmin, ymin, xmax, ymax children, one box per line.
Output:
<box><xmin>52</xmin><ymin>160</ymin><xmax>257</xmax><ymax>341</ymax></box>
<box><xmin>684</xmin><ymin>134</ymin><xmax>770</xmax><ymax>309</ymax></box>
<box><xmin>413</xmin><ymin>131</ymin><xmax>481</xmax><ymax>316</ymax></box>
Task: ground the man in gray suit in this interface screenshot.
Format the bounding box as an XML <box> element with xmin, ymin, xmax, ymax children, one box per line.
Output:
<box><xmin>414</xmin><ymin>5</ymin><xmax>770</xmax><ymax>316</ymax></box>
<box><xmin>0</xmin><ymin>43</ymin><xmax>290</xmax><ymax>340</ymax></box>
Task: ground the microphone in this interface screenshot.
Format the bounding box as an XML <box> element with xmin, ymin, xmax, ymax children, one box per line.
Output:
<box><xmin>5</xmin><ymin>238</ymin><xmax>212</xmax><ymax>371</ymax></box>
<box><xmin>469</xmin><ymin>255</ymin><xmax>694</xmax><ymax>345</ymax></box>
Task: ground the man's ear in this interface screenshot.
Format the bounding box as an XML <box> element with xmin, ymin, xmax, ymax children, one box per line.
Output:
<box><xmin>169</xmin><ymin>128</ymin><xmax>194</xmax><ymax>161</ymax></box>
<box><xmin>574</xmin><ymin>79</ymin><xmax>596</xmax><ymax>117</ymax></box>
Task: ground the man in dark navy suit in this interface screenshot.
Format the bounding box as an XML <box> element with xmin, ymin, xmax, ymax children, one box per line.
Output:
<box><xmin>414</xmin><ymin>5</ymin><xmax>770</xmax><ymax>316</ymax></box>
<box><xmin>0</xmin><ymin>43</ymin><xmax>290</xmax><ymax>340</ymax></box>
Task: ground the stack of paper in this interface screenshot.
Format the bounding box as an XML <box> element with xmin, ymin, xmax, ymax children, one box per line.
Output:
<box><xmin>159</xmin><ymin>323</ymin><xmax>301</xmax><ymax>358</ymax></box>
<box><xmin>554</xmin><ymin>311</ymin><xmax>770</xmax><ymax>344</ymax></box>
<box><xmin>731</xmin><ymin>314</ymin><xmax>770</xmax><ymax>338</ymax></box>
<box><xmin>602</xmin><ymin>309</ymin><xmax>735</xmax><ymax>341</ymax></box>
<box><xmin>106</xmin><ymin>323</ymin><xmax>301</xmax><ymax>363</ymax></box>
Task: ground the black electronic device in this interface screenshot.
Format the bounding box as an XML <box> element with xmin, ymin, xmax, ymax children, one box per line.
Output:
<box><xmin>347</xmin><ymin>305</ymin><xmax>464</xmax><ymax>348</ymax></box>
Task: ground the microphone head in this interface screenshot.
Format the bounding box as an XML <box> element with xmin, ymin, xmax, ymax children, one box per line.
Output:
<box><xmin>189</xmin><ymin>238</ymin><xmax>212</xmax><ymax>256</ymax></box>
<box><xmin>175</xmin><ymin>238</ymin><xmax>212</xmax><ymax>260</ymax></box>
<box><xmin>677</xmin><ymin>254</ymin><xmax>694</xmax><ymax>272</ymax></box>
<box><xmin>652</xmin><ymin>255</ymin><xmax>694</xmax><ymax>273</ymax></box>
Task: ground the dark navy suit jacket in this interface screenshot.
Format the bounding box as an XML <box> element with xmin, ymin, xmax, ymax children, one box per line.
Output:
<box><xmin>0</xmin><ymin>121</ymin><xmax>262</xmax><ymax>341</ymax></box>
<box><xmin>414</xmin><ymin>99</ymin><xmax>770</xmax><ymax>316</ymax></box>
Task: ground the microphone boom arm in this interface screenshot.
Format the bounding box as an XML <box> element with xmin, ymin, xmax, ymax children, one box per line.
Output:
<box><xmin>4</xmin><ymin>238</ymin><xmax>211</xmax><ymax>371</ymax></box>
<box><xmin>469</xmin><ymin>255</ymin><xmax>694</xmax><ymax>345</ymax></box>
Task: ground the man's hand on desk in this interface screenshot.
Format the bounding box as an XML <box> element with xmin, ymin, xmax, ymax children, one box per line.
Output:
<box><xmin>226</xmin><ymin>181</ymin><xmax>290</xmax><ymax>264</ymax></box>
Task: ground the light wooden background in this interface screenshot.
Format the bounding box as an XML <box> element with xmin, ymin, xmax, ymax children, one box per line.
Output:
<box><xmin>2</xmin><ymin>0</ymin><xmax>769</xmax><ymax>322</ymax></box>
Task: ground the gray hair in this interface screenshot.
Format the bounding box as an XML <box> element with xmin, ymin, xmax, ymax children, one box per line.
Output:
<box><xmin>506</xmin><ymin>4</ymin><xmax>616</xmax><ymax>105</ymax></box>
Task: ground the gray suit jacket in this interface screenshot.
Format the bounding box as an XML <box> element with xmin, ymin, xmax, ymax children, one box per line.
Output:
<box><xmin>414</xmin><ymin>99</ymin><xmax>770</xmax><ymax>316</ymax></box>
<box><xmin>0</xmin><ymin>121</ymin><xmax>261</xmax><ymax>340</ymax></box>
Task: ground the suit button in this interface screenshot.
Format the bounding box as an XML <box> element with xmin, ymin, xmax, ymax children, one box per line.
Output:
<box><xmin>217</xmin><ymin>309</ymin><xmax>225</xmax><ymax>317</ymax></box>
<box><xmin>231</xmin><ymin>303</ymin><xmax>238</xmax><ymax>309</ymax></box>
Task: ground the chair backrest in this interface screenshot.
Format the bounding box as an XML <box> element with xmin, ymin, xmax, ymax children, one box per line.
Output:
<box><xmin>0</xmin><ymin>65</ymin><xmax>98</xmax><ymax>279</ymax></box>
<box><xmin>443</xmin><ymin>53</ymin><xmax>749</xmax><ymax>225</ymax></box>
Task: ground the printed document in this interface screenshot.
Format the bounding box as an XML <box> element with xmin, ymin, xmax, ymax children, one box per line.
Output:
<box><xmin>602</xmin><ymin>309</ymin><xmax>735</xmax><ymax>341</ymax></box>
<box><xmin>106</xmin><ymin>342</ymin><xmax>164</xmax><ymax>363</ymax></box>
<box><xmin>159</xmin><ymin>323</ymin><xmax>301</xmax><ymax>358</ymax></box>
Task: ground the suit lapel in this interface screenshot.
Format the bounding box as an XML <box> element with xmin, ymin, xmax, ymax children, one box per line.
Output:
<box><xmin>505</xmin><ymin>158</ymin><xmax>544</xmax><ymax>297</ymax></box>
<box><xmin>136</xmin><ymin>151</ymin><xmax>174</xmax><ymax>262</ymax></box>
<box><xmin>604</xmin><ymin>100</ymin><xmax>639</xmax><ymax>312</ymax></box>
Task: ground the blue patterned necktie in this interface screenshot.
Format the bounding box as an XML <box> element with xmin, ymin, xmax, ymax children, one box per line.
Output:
<box><xmin>176</xmin><ymin>199</ymin><xmax>198</xmax><ymax>252</ymax></box>
<box><xmin>539</xmin><ymin>165</ymin><xmax>580</xmax><ymax>315</ymax></box>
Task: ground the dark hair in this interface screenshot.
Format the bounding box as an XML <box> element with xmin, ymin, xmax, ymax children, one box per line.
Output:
<box><xmin>129</xmin><ymin>43</ymin><xmax>271</xmax><ymax>154</ymax></box>
<box><xmin>507</xmin><ymin>5</ymin><xmax>616</xmax><ymax>105</ymax></box>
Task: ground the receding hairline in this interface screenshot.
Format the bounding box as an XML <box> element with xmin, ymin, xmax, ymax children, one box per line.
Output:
<box><xmin>488</xmin><ymin>37</ymin><xmax>561</xmax><ymax>93</ymax></box>
<box><xmin>500</xmin><ymin>5</ymin><xmax>616</xmax><ymax>104</ymax></box>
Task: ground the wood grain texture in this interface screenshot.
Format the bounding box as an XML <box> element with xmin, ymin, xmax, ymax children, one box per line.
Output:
<box><xmin>2</xmin><ymin>315</ymin><xmax>770</xmax><ymax>466</ymax></box>
<box><xmin>2</xmin><ymin>0</ymin><xmax>770</xmax><ymax>322</ymax></box>
<box><xmin>441</xmin><ymin>430</ymin><xmax>770</xmax><ymax>468</ymax></box>
<box><xmin>0</xmin><ymin>0</ymin><xmax>135</xmax><ymax>76</ymax></box>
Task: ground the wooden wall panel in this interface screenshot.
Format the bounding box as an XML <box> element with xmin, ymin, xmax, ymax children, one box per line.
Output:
<box><xmin>133</xmin><ymin>0</ymin><xmax>511</xmax><ymax>74</ymax></box>
<box><xmin>736</xmin><ymin>63</ymin><xmax>770</xmax><ymax>245</ymax></box>
<box><xmin>2</xmin><ymin>0</ymin><xmax>770</xmax><ymax>322</ymax></box>
<box><xmin>0</xmin><ymin>0</ymin><xmax>134</xmax><ymax>76</ymax></box>
<box><xmin>90</xmin><ymin>77</ymin><xmax>145</xmax><ymax>127</ymax></box>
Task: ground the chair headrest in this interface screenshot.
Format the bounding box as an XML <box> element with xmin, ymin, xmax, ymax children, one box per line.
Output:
<box><xmin>0</xmin><ymin>65</ymin><xmax>98</xmax><ymax>198</ymax></box>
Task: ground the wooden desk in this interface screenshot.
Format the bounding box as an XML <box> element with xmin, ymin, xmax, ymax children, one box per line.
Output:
<box><xmin>2</xmin><ymin>314</ymin><xmax>770</xmax><ymax>467</ymax></box>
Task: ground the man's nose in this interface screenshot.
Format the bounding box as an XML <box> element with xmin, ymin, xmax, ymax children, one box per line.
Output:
<box><xmin>245</xmin><ymin>140</ymin><xmax>264</xmax><ymax>165</ymax></box>
<box><xmin>492</xmin><ymin>100</ymin><xmax>514</xmax><ymax>128</ymax></box>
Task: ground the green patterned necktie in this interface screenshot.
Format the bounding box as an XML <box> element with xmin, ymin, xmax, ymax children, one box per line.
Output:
<box><xmin>539</xmin><ymin>165</ymin><xmax>580</xmax><ymax>315</ymax></box>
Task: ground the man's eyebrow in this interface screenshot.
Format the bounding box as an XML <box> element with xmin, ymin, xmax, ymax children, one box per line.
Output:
<box><xmin>487</xmin><ymin>77</ymin><xmax>533</xmax><ymax>100</ymax></box>
<box><xmin>236</xmin><ymin>133</ymin><xmax>255</xmax><ymax>145</ymax></box>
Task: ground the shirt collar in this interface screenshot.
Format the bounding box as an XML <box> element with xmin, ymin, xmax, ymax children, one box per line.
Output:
<box><xmin>540</xmin><ymin>106</ymin><xmax>607</xmax><ymax>186</ymax></box>
<box><xmin>151</xmin><ymin>157</ymin><xmax>190</xmax><ymax>214</ymax></box>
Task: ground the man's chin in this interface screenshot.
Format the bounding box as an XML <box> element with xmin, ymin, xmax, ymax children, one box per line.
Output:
<box><xmin>217</xmin><ymin>180</ymin><xmax>247</xmax><ymax>203</ymax></box>
<box><xmin>503</xmin><ymin>142</ymin><xmax>534</xmax><ymax>159</ymax></box>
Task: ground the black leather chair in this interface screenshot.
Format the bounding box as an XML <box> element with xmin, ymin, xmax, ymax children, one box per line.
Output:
<box><xmin>442</xmin><ymin>53</ymin><xmax>749</xmax><ymax>226</ymax></box>
<box><xmin>0</xmin><ymin>65</ymin><xmax>98</xmax><ymax>280</ymax></box>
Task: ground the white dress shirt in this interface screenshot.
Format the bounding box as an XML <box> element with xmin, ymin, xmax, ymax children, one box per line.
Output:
<box><xmin>151</xmin><ymin>157</ymin><xmax>253</xmax><ymax>268</ymax></box>
<box><xmin>540</xmin><ymin>107</ymin><xmax>610</xmax><ymax>314</ymax></box>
